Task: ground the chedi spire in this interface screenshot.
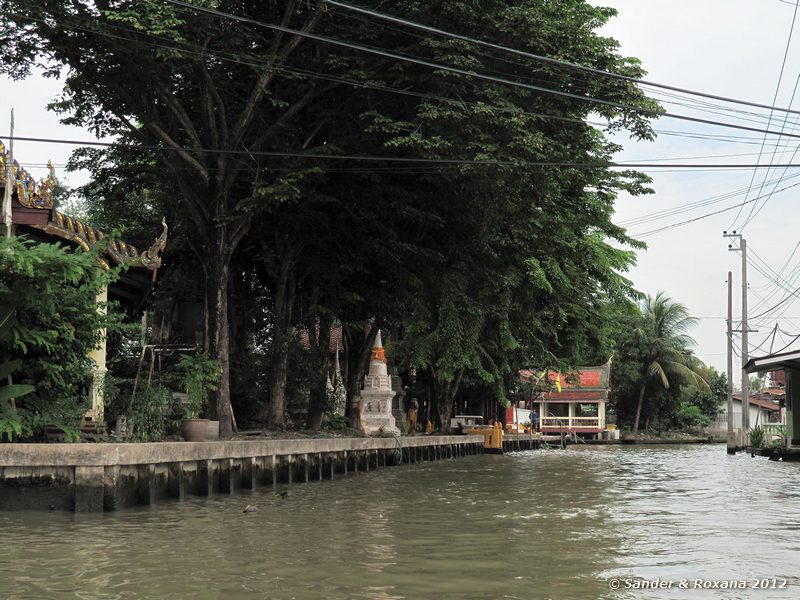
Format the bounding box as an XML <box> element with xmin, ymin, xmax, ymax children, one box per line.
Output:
<box><xmin>370</xmin><ymin>330</ymin><xmax>386</xmax><ymax>364</ymax></box>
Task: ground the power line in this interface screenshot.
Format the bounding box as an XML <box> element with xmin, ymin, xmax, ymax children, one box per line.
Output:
<box><xmin>333</xmin><ymin>9</ymin><xmax>800</xmax><ymax>132</ymax></box>
<box><xmin>619</xmin><ymin>172</ymin><xmax>800</xmax><ymax>228</ymax></box>
<box><xmin>749</xmin><ymin>282</ymin><xmax>800</xmax><ymax>320</ymax></box>
<box><xmin>746</xmin><ymin>247</ymin><xmax>800</xmax><ymax>320</ymax></box>
<box><xmin>20</xmin><ymin>133</ymin><xmax>800</xmax><ymax>169</ymax></box>
<box><xmin>18</xmin><ymin>11</ymin><xmax>630</xmax><ymax>138</ymax></box>
<box><xmin>162</xmin><ymin>0</ymin><xmax>800</xmax><ymax>143</ymax></box>
<box><xmin>768</xmin><ymin>332</ymin><xmax>800</xmax><ymax>354</ymax></box>
<box><xmin>332</xmin><ymin>5</ymin><xmax>800</xmax><ymax>131</ymax></box>
<box><xmin>748</xmin><ymin>324</ymin><xmax>778</xmax><ymax>355</ymax></box>
<box><xmin>323</xmin><ymin>0</ymin><xmax>800</xmax><ymax>118</ymax></box>
<box><xmin>23</xmin><ymin>9</ymin><xmax>800</xmax><ymax>167</ymax></box>
<box><xmin>742</xmin><ymin>252</ymin><xmax>800</xmax><ymax>328</ymax></box>
<box><xmin>730</xmin><ymin>2</ymin><xmax>800</xmax><ymax>230</ymax></box>
<box><xmin>633</xmin><ymin>180</ymin><xmax>800</xmax><ymax>237</ymax></box>
<box><xmin>39</xmin><ymin>8</ymin><xmax>793</xmax><ymax>143</ymax></box>
<box><xmin>748</xmin><ymin>245</ymin><xmax>800</xmax><ymax>310</ymax></box>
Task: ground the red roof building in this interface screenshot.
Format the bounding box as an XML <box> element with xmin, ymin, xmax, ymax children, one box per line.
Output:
<box><xmin>519</xmin><ymin>363</ymin><xmax>611</xmax><ymax>439</ymax></box>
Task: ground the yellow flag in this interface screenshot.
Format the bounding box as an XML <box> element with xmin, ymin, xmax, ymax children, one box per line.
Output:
<box><xmin>555</xmin><ymin>376</ymin><xmax>562</xmax><ymax>393</ymax></box>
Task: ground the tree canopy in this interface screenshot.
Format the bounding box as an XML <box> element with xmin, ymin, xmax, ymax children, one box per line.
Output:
<box><xmin>610</xmin><ymin>291</ymin><xmax>713</xmax><ymax>435</ymax></box>
<box><xmin>2</xmin><ymin>0</ymin><xmax>660</xmax><ymax>435</ymax></box>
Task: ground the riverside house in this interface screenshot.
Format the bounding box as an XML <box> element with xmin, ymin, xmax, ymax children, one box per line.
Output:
<box><xmin>518</xmin><ymin>362</ymin><xmax>611</xmax><ymax>440</ymax></box>
<box><xmin>745</xmin><ymin>350</ymin><xmax>800</xmax><ymax>446</ymax></box>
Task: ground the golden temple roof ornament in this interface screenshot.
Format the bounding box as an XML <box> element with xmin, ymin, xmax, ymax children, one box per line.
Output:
<box><xmin>2</xmin><ymin>144</ymin><xmax>166</xmax><ymax>274</ymax></box>
<box><xmin>33</xmin><ymin>212</ymin><xmax>168</xmax><ymax>271</ymax></box>
<box><xmin>0</xmin><ymin>141</ymin><xmax>56</xmax><ymax>210</ymax></box>
<box><xmin>139</xmin><ymin>217</ymin><xmax>168</xmax><ymax>269</ymax></box>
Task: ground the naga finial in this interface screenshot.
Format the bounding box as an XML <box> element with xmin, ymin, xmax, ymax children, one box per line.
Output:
<box><xmin>34</xmin><ymin>160</ymin><xmax>57</xmax><ymax>209</ymax></box>
<box><xmin>140</xmin><ymin>217</ymin><xmax>168</xmax><ymax>269</ymax></box>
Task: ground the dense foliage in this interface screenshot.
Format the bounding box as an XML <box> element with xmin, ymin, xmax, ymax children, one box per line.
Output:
<box><xmin>610</xmin><ymin>292</ymin><xmax>720</xmax><ymax>434</ymax></box>
<box><xmin>0</xmin><ymin>236</ymin><xmax>121</xmax><ymax>440</ymax></box>
<box><xmin>2</xmin><ymin>0</ymin><xmax>661</xmax><ymax>435</ymax></box>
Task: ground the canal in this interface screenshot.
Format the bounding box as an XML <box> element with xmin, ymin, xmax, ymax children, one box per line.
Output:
<box><xmin>2</xmin><ymin>444</ymin><xmax>799</xmax><ymax>599</ymax></box>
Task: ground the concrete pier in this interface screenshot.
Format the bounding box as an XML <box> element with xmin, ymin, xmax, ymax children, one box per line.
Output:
<box><xmin>0</xmin><ymin>434</ymin><xmax>541</xmax><ymax>512</ymax></box>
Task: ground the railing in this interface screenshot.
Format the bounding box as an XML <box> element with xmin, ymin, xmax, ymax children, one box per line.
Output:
<box><xmin>759</xmin><ymin>422</ymin><xmax>785</xmax><ymax>446</ymax></box>
<box><xmin>759</xmin><ymin>422</ymin><xmax>784</xmax><ymax>434</ymax></box>
<box><xmin>540</xmin><ymin>416</ymin><xmax>604</xmax><ymax>429</ymax></box>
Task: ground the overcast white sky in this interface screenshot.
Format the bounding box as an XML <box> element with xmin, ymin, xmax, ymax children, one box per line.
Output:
<box><xmin>599</xmin><ymin>0</ymin><xmax>800</xmax><ymax>378</ymax></box>
<box><xmin>2</xmin><ymin>1</ymin><xmax>799</xmax><ymax>377</ymax></box>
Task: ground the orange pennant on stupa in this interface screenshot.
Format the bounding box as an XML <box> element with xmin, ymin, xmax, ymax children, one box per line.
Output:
<box><xmin>370</xmin><ymin>331</ymin><xmax>387</xmax><ymax>363</ymax></box>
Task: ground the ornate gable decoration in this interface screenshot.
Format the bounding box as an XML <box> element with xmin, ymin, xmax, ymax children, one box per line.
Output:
<box><xmin>0</xmin><ymin>141</ymin><xmax>56</xmax><ymax>210</ymax></box>
<box><xmin>1</xmin><ymin>143</ymin><xmax>167</xmax><ymax>270</ymax></box>
<box><xmin>37</xmin><ymin>211</ymin><xmax>168</xmax><ymax>271</ymax></box>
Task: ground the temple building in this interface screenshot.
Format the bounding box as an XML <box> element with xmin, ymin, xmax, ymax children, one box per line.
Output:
<box><xmin>518</xmin><ymin>362</ymin><xmax>611</xmax><ymax>440</ymax></box>
<box><xmin>0</xmin><ymin>143</ymin><xmax>166</xmax><ymax>426</ymax></box>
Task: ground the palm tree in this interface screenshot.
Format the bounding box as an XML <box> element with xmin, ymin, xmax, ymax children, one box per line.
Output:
<box><xmin>632</xmin><ymin>292</ymin><xmax>708</xmax><ymax>435</ymax></box>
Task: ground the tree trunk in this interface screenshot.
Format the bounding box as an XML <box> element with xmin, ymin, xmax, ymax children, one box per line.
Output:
<box><xmin>204</xmin><ymin>250</ymin><xmax>236</xmax><ymax>438</ymax></box>
<box><xmin>432</xmin><ymin>367</ymin><xmax>463</xmax><ymax>434</ymax></box>
<box><xmin>632</xmin><ymin>382</ymin><xmax>646</xmax><ymax>436</ymax></box>
<box><xmin>264</xmin><ymin>255</ymin><xmax>295</xmax><ymax>429</ymax></box>
<box><xmin>436</xmin><ymin>397</ymin><xmax>451</xmax><ymax>433</ymax></box>
<box><xmin>305</xmin><ymin>314</ymin><xmax>333</xmax><ymax>430</ymax></box>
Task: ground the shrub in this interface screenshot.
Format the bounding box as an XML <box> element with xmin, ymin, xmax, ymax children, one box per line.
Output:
<box><xmin>178</xmin><ymin>353</ymin><xmax>221</xmax><ymax>419</ymax></box>
<box><xmin>676</xmin><ymin>401</ymin><xmax>711</xmax><ymax>431</ymax></box>
<box><xmin>127</xmin><ymin>385</ymin><xmax>173</xmax><ymax>442</ymax></box>
<box><xmin>0</xmin><ymin>236</ymin><xmax>123</xmax><ymax>440</ymax></box>
<box><xmin>749</xmin><ymin>426</ymin><xmax>765</xmax><ymax>448</ymax></box>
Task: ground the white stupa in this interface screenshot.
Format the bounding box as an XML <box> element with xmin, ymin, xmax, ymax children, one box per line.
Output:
<box><xmin>359</xmin><ymin>331</ymin><xmax>399</xmax><ymax>434</ymax></box>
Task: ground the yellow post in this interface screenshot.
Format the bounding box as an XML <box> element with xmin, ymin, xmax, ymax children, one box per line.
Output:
<box><xmin>87</xmin><ymin>283</ymin><xmax>108</xmax><ymax>425</ymax></box>
<box><xmin>484</xmin><ymin>421</ymin><xmax>504</xmax><ymax>453</ymax></box>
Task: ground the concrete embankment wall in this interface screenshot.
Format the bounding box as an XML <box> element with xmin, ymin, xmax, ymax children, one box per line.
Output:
<box><xmin>0</xmin><ymin>434</ymin><xmax>537</xmax><ymax>512</ymax></box>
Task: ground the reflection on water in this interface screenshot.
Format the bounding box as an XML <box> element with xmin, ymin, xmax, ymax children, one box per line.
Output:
<box><xmin>2</xmin><ymin>445</ymin><xmax>800</xmax><ymax>599</ymax></box>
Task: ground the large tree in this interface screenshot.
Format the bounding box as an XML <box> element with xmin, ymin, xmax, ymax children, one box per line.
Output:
<box><xmin>627</xmin><ymin>291</ymin><xmax>708</xmax><ymax>435</ymax></box>
<box><xmin>3</xmin><ymin>0</ymin><xmax>659</xmax><ymax>434</ymax></box>
<box><xmin>2</xmin><ymin>1</ymin><xmax>344</xmax><ymax>436</ymax></box>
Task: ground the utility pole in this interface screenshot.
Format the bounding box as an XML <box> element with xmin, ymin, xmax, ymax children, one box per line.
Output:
<box><xmin>726</xmin><ymin>271</ymin><xmax>734</xmax><ymax>450</ymax></box>
<box><xmin>2</xmin><ymin>108</ymin><xmax>13</xmax><ymax>238</ymax></box>
<box><xmin>724</xmin><ymin>230</ymin><xmax>752</xmax><ymax>446</ymax></box>
<box><xmin>740</xmin><ymin>237</ymin><xmax>749</xmax><ymax>436</ymax></box>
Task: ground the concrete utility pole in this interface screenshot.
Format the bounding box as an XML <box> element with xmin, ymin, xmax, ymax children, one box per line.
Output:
<box><xmin>2</xmin><ymin>108</ymin><xmax>13</xmax><ymax>238</ymax></box>
<box><xmin>740</xmin><ymin>237</ymin><xmax>749</xmax><ymax>435</ymax></box>
<box><xmin>724</xmin><ymin>230</ymin><xmax>752</xmax><ymax>447</ymax></box>
<box><xmin>727</xmin><ymin>271</ymin><xmax>734</xmax><ymax>450</ymax></box>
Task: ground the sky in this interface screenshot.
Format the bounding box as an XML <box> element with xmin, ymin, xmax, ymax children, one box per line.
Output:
<box><xmin>2</xmin><ymin>1</ymin><xmax>800</xmax><ymax>378</ymax></box>
<box><xmin>599</xmin><ymin>0</ymin><xmax>800</xmax><ymax>378</ymax></box>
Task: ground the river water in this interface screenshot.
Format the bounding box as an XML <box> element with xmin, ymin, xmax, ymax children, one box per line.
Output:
<box><xmin>2</xmin><ymin>444</ymin><xmax>799</xmax><ymax>600</ymax></box>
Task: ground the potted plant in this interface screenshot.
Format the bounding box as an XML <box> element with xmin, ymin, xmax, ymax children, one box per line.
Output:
<box><xmin>178</xmin><ymin>353</ymin><xmax>221</xmax><ymax>442</ymax></box>
<box><xmin>749</xmin><ymin>425</ymin><xmax>765</xmax><ymax>449</ymax></box>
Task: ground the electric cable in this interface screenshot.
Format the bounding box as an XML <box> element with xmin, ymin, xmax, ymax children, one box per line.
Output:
<box><xmin>740</xmin><ymin>72</ymin><xmax>800</xmax><ymax>230</ymax></box>
<box><xmin>729</xmin><ymin>0</ymin><xmax>800</xmax><ymax>230</ymax></box>
<box><xmin>18</xmin><ymin>133</ymin><xmax>800</xmax><ymax>169</ymax></box>
<box><xmin>161</xmin><ymin>0</ymin><xmax>800</xmax><ymax>142</ymax></box>
<box><xmin>633</xmin><ymin>180</ymin><xmax>800</xmax><ymax>237</ymax></box>
<box><xmin>323</xmin><ymin>0</ymin><xmax>800</xmax><ymax>118</ymax></box>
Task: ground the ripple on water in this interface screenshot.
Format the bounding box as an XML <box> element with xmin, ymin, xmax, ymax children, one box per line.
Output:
<box><xmin>2</xmin><ymin>445</ymin><xmax>799</xmax><ymax>599</ymax></box>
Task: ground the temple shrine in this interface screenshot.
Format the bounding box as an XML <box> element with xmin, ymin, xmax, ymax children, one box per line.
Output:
<box><xmin>358</xmin><ymin>331</ymin><xmax>400</xmax><ymax>434</ymax></box>
<box><xmin>0</xmin><ymin>142</ymin><xmax>167</xmax><ymax>426</ymax></box>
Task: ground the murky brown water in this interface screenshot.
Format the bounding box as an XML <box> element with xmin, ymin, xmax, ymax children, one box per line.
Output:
<box><xmin>2</xmin><ymin>445</ymin><xmax>799</xmax><ymax>599</ymax></box>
